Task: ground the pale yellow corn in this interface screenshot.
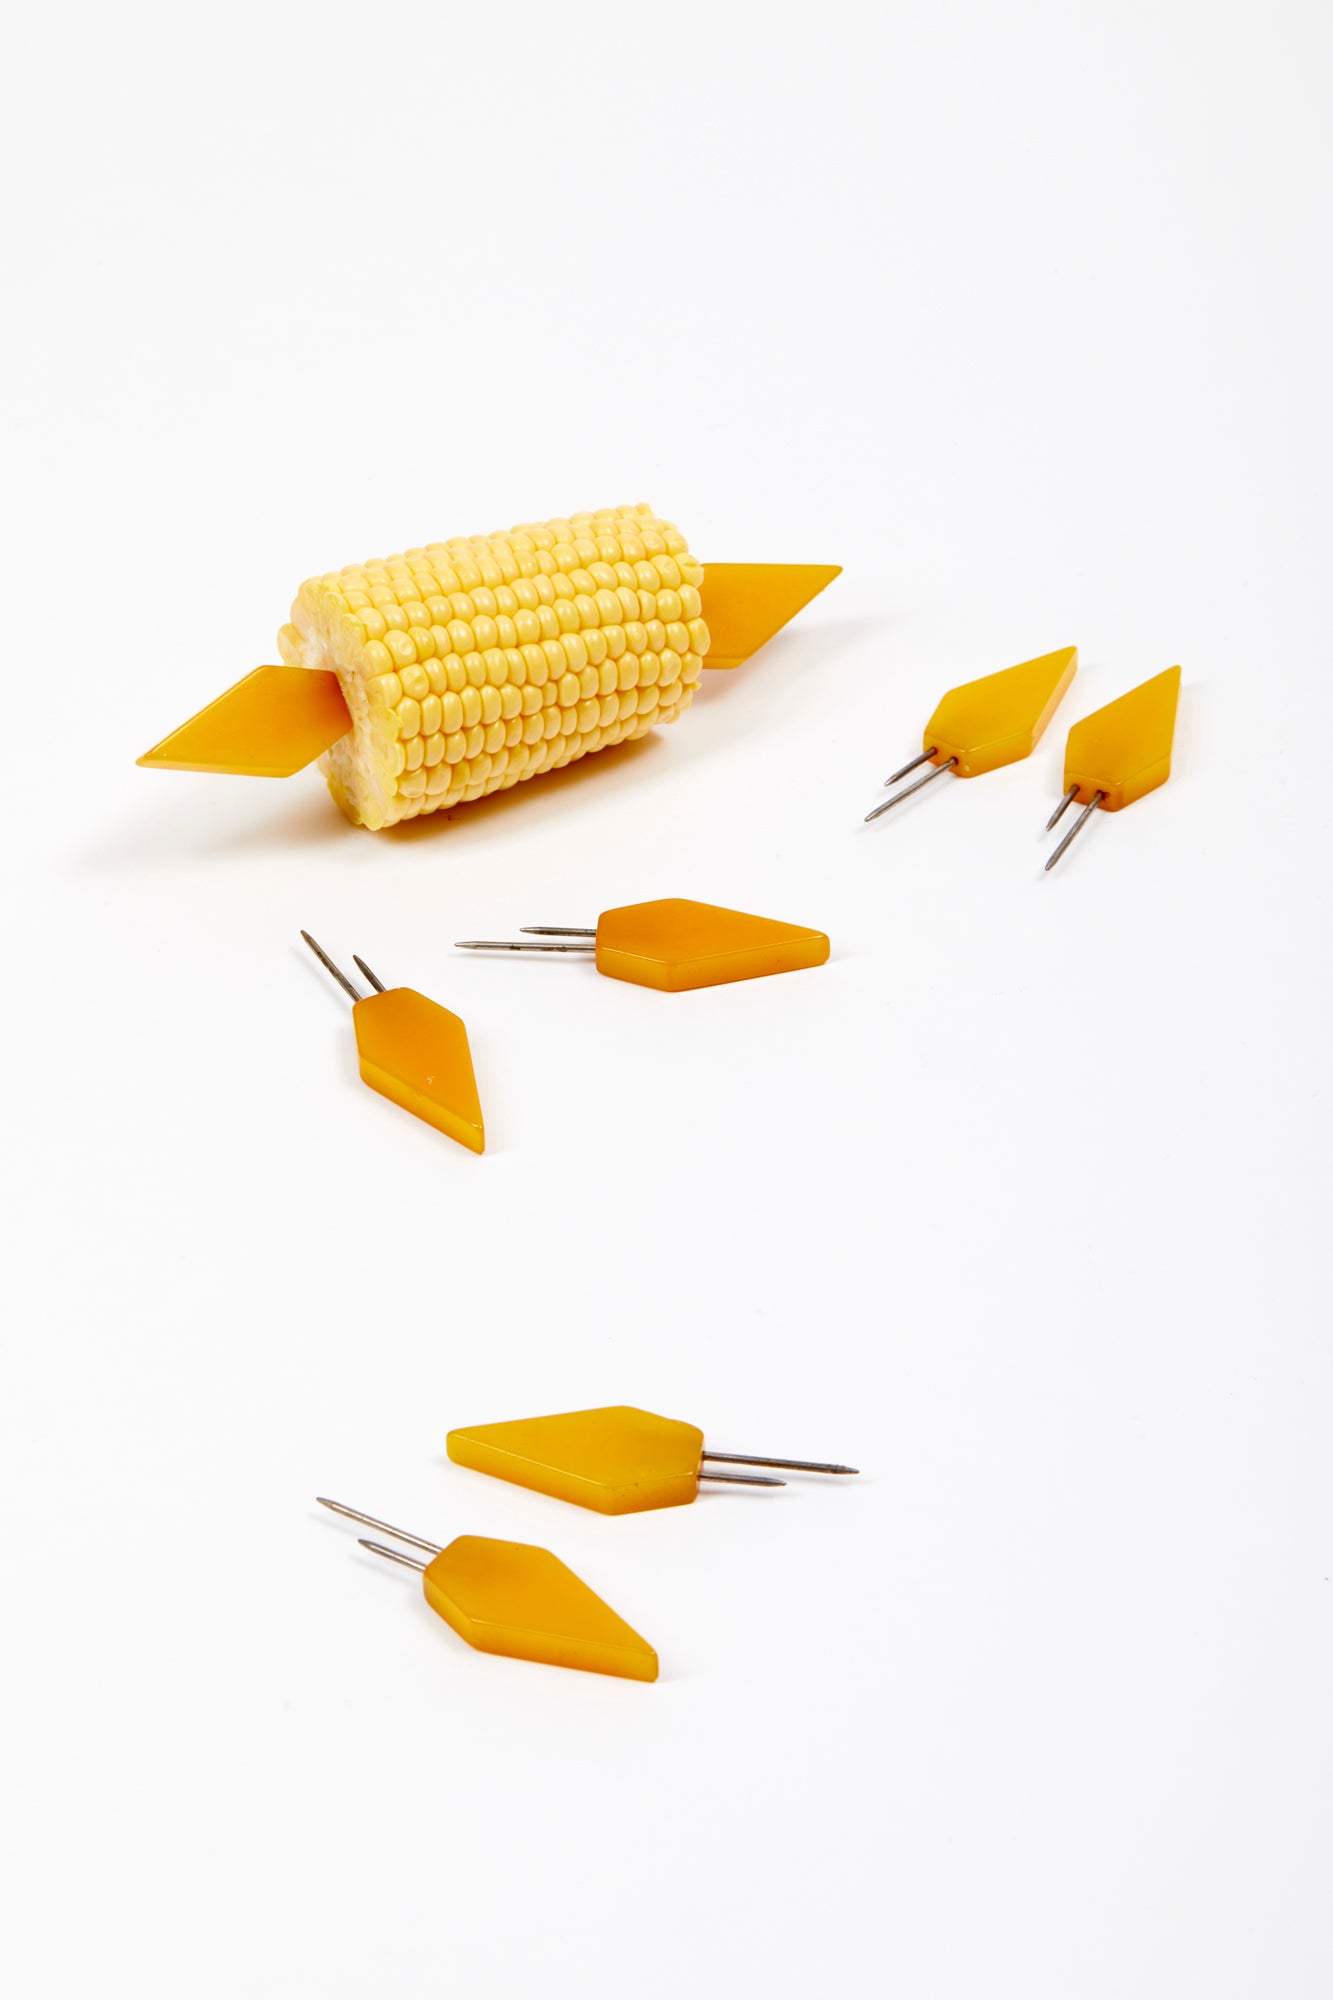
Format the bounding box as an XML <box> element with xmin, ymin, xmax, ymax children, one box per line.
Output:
<box><xmin>276</xmin><ymin>504</ymin><xmax>709</xmax><ymax>830</ymax></box>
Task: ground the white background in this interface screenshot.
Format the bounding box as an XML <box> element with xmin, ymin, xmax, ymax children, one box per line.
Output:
<box><xmin>3</xmin><ymin>3</ymin><xmax>1331</xmax><ymax>1994</ymax></box>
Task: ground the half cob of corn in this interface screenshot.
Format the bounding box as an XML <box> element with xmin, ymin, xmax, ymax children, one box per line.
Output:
<box><xmin>284</xmin><ymin>504</ymin><xmax>706</xmax><ymax>830</ymax></box>
<box><xmin>139</xmin><ymin>505</ymin><xmax>839</xmax><ymax>831</ymax></box>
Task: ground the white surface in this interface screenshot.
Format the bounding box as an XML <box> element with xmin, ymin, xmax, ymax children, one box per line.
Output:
<box><xmin>3</xmin><ymin>3</ymin><xmax>1331</xmax><ymax>1994</ymax></box>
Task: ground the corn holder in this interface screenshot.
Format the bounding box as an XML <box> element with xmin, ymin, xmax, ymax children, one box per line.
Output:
<box><xmin>1044</xmin><ymin>665</ymin><xmax>1182</xmax><ymax>870</ymax></box>
<box><xmin>867</xmin><ymin>646</ymin><xmax>1078</xmax><ymax>822</ymax></box>
<box><xmin>457</xmin><ymin>898</ymin><xmax>830</xmax><ymax>993</ymax></box>
<box><xmin>139</xmin><ymin>504</ymin><xmax>840</xmax><ymax>831</ymax></box>
<box><xmin>302</xmin><ymin>933</ymin><xmax>484</xmax><ymax>1154</ymax></box>
<box><xmin>318</xmin><ymin>1499</ymin><xmax>657</xmax><ymax>1682</ymax></box>
<box><xmin>447</xmin><ymin>1405</ymin><xmax>859</xmax><ymax>1515</ymax></box>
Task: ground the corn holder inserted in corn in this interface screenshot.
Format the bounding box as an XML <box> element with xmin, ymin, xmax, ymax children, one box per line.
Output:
<box><xmin>447</xmin><ymin>1406</ymin><xmax>859</xmax><ymax>1515</ymax></box>
<box><xmin>457</xmin><ymin>898</ymin><xmax>830</xmax><ymax>993</ymax></box>
<box><xmin>139</xmin><ymin>505</ymin><xmax>840</xmax><ymax>831</ymax></box>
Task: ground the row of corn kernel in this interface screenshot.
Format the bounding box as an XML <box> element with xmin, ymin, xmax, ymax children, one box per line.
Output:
<box><xmin>351</xmin><ymin>596</ymin><xmax>708</xmax><ymax>669</ymax></box>
<box><xmin>379</xmin><ymin>644</ymin><xmax>696</xmax><ymax>735</ymax></box>
<box><xmin>389</xmin><ymin>674</ymin><xmax>695</xmax><ymax>791</ymax></box>
<box><xmin>332</xmin><ymin>563</ymin><xmax>701</xmax><ymax>632</ymax></box>
<box><xmin>389</xmin><ymin>690</ymin><xmax>694</xmax><ymax>817</ymax></box>
<box><xmin>323</xmin><ymin>513</ymin><xmax>698</xmax><ymax>602</ymax></box>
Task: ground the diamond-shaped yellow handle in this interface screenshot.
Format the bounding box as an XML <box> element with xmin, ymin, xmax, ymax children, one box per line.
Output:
<box><xmin>136</xmin><ymin>665</ymin><xmax>350</xmax><ymax>777</ymax></box>
<box><xmin>925</xmin><ymin>646</ymin><xmax>1078</xmax><ymax>777</ymax></box>
<box><xmin>1063</xmin><ymin>666</ymin><xmax>1181</xmax><ymax>811</ymax></box>
<box><xmin>424</xmin><ymin>1535</ymin><xmax>659</xmax><ymax>1680</ymax></box>
<box><xmin>594</xmin><ymin>898</ymin><xmax>829</xmax><ymax>992</ymax></box>
<box><xmin>352</xmin><ymin>987</ymin><xmax>484</xmax><ymax>1154</ymax></box>
<box><xmin>449</xmin><ymin>1407</ymin><xmax>705</xmax><ymax>1515</ymax></box>
<box><xmin>698</xmin><ymin>563</ymin><xmax>842</xmax><ymax>669</ymax></box>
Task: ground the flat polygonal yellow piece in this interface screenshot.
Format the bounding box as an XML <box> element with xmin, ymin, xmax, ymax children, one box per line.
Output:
<box><xmin>424</xmin><ymin>1535</ymin><xmax>658</xmax><ymax>1680</ymax></box>
<box><xmin>352</xmin><ymin>987</ymin><xmax>484</xmax><ymax>1153</ymax></box>
<box><xmin>593</xmin><ymin>898</ymin><xmax>830</xmax><ymax>992</ymax></box>
<box><xmin>925</xmin><ymin>646</ymin><xmax>1078</xmax><ymax>777</ymax></box>
<box><xmin>698</xmin><ymin>564</ymin><xmax>843</xmax><ymax>670</ymax></box>
<box><xmin>1063</xmin><ymin>665</ymin><xmax>1181</xmax><ymax>811</ymax></box>
<box><xmin>136</xmin><ymin>665</ymin><xmax>350</xmax><ymax>776</ymax></box>
<box><xmin>448</xmin><ymin>1406</ymin><xmax>705</xmax><ymax>1515</ymax></box>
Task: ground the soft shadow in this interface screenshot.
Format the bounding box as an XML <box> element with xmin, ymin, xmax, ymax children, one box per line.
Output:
<box><xmin>80</xmin><ymin>782</ymin><xmax>363</xmax><ymax>873</ymax></box>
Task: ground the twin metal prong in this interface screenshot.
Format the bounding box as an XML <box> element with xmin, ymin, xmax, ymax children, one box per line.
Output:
<box><xmin>696</xmin><ymin>1447</ymin><xmax>861</xmax><ymax>1487</ymax></box>
<box><xmin>1043</xmin><ymin>790</ymin><xmax>1106</xmax><ymax>871</ymax></box>
<box><xmin>317</xmin><ymin>1497</ymin><xmax>439</xmax><ymax>1570</ymax></box>
<box><xmin>301</xmin><ymin>931</ymin><xmax>389</xmax><ymax>999</ymax></box>
<box><xmin>865</xmin><ymin>750</ymin><xmax>958</xmax><ymax>822</ymax></box>
<box><xmin>456</xmin><ymin>927</ymin><xmax>597</xmax><ymax>954</ymax></box>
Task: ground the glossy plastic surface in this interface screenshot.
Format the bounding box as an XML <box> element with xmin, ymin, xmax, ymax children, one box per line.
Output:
<box><xmin>594</xmin><ymin>898</ymin><xmax>830</xmax><ymax>992</ymax></box>
<box><xmin>698</xmin><ymin>563</ymin><xmax>842</xmax><ymax>669</ymax></box>
<box><xmin>136</xmin><ymin>665</ymin><xmax>350</xmax><ymax>776</ymax></box>
<box><xmin>1063</xmin><ymin>665</ymin><xmax>1181</xmax><ymax>811</ymax></box>
<box><xmin>925</xmin><ymin>646</ymin><xmax>1077</xmax><ymax>776</ymax></box>
<box><xmin>424</xmin><ymin>1535</ymin><xmax>658</xmax><ymax>1680</ymax></box>
<box><xmin>352</xmin><ymin>988</ymin><xmax>484</xmax><ymax>1154</ymax></box>
<box><xmin>448</xmin><ymin>1406</ymin><xmax>705</xmax><ymax>1515</ymax></box>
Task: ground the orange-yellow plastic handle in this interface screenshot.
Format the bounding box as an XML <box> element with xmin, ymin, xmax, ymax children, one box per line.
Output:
<box><xmin>698</xmin><ymin>564</ymin><xmax>842</xmax><ymax>669</ymax></box>
<box><xmin>137</xmin><ymin>665</ymin><xmax>350</xmax><ymax>776</ymax></box>
<box><xmin>448</xmin><ymin>1406</ymin><xmax>705</xmax><ymax>1515</ymax></box>
<box><xmin>1063</xmin><ymin>665</ymin><xmax>1181</xmax><ymax>811</ymax></box>
<box><xmin>926</xmin><ymin>646</ymin><xmax>1077</xmax><ymax>777</ymax></box>
<box><xmin>593</xmin><ymin>898</ymin><xmax>829</xmax><ymax>992</ymax></box>
<box><xmin>424</xmin><ymin>1535</ymin><xmax>658</xmax><ymax>1680</ymax></box>
<box><xmin>352</xmin><ymin>987</ymin><xmax>484</xmax><ymax>1153</ymax></box>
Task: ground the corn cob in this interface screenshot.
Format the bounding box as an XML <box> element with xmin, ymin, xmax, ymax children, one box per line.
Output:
<box><xmin>276</xmin><ymin>503</ymin><xmax>707</xmax><ymax>831</ymax></box>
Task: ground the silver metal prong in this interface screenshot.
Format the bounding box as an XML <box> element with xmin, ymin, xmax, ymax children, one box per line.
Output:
<box><xmin>697</xmin><ymin>1470</ymin><xmax>787</xmax><ymax>1488</ymax></box>
<box><xmin>316</xmin><ymin>1498</ymin><xmax>442</xmax><ymax>1556</ymax></box>
<box><xmin>301</xmin><ymin>932</ymin><xmax>364</xmax><ymax>1003</ymax></box>
<box><xmin>702</xmin><ymin>1450</ymin><xmax>860</xmax><ymax>1476</ymax></box>
<box><xmin>519</xmin><ymin>926</ymin><xmax>599</xmax><ymax>938</ymax></box>
<box><xmin>358</xmin><ymin>1538</ymin><xmax>428</xmax><ymax>1573</ymax></box>
<box><xmin>1044</xmin><ymin>790</ymin><xmax>1105</xmax><ymax>872</ymax></box>
<box><xmin>351</xmin><ymin>955</ymin><xmax>387</xmax><ymax>994</ymax></box>
<box><xmin>865</xmin><ymin>755</ymin><xmax>958</xmax><ymax>823</ymax></box>
<box><xmin>1045</xmin><ymin>784</ymin><xmax>1078</xmax><ymax>832</ymax></box>
<box><xmin>883</xmin><ymin>747</ymin><xmax>937</xmax><ymax>787</ymax></box>
<box><xmin>455</xmin><ymin>938</ymin><xmax>597</xmax><ymax>953</ymax></box>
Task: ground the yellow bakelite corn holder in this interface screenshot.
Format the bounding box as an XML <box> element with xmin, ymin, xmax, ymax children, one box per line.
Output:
<box><xmin>1044</xmin><ymin>666</ymin><xmax>1182</xmax><ymax>870</ymax></box>
<box><xmin>318</xmin><ymin>1501</ymin><xmax>657</xmax><ymax>1682</ymax></box>
<box><xmin>426</xmin><ymin>1539</ymin><xmax>656</xmax><ymax>1680</ymax></box>
<box><xmin>447</xmin><ymin>1405</ymin><xmax>859</xmax><ymax>1515</ymax></box>
<box><xmin>867</xmin><ymin>646</ymin><xmax>1077</xmax><ymax>821</ymax></box>
<box><xmin>458</xmin><ymin>898</ymin><xmax>830</xmax><ymax>993</ymax></box>
<box><xmin>138</xmin><ymin>505</ymin><xmax>840</xmax><ymax>831</ymax></box>
<box><xmin>354</xmin><ymin>985</ymin><xmax>484</xmax><ymax>1153</ymax></box>
<box><xmin>302</xmin><ymin>935</ymin><xmax>484</xmax><ymax>1153</ymax></box>
<box><xmin>138</xmin><ymin>665</ymin><xmax>354</xmax><ymax>778</ymax></box>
